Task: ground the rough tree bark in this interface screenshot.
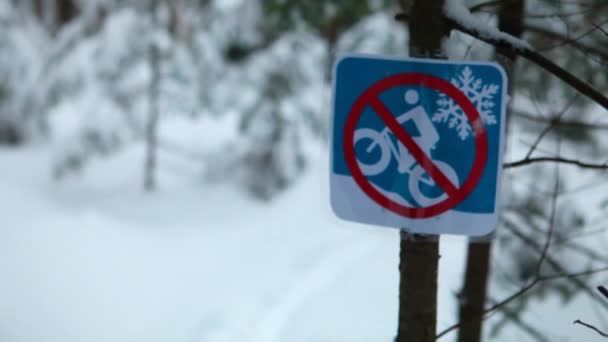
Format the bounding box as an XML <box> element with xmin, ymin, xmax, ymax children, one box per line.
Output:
<box><xmin>396</xmin><ymin>0</ymin><xmax>448</xmax><ymax>341</ymax></box>
<box><xmin>456</xmin><ymin>1</ymin><xmax>524</xmax><ymax>342</ymax></box>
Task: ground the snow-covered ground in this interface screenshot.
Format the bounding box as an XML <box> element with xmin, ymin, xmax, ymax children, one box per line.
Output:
<box><xmin>0</xmin><ymin>142</ymin><xmax>606</xmax><ymax>342</ymax></box>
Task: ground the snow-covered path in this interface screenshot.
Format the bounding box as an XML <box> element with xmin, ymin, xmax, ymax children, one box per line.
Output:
<box><xmin>0</xmin><ymin>146</ymin><xmax>605</xmax><ymax>342</ymax></box>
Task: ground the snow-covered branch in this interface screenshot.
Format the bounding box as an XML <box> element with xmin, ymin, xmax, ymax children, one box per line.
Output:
<box><xmin>396</xmin><ymin>1</ymin><xmax>608</xmax><ymax>111</ymax></box>
<box><xmin>442</xmin><ymin>0</ymin><xmax>608</xmax><ymax>111</ymax></box>
<box><xmin>444</xmin><ymin>0</ymin><xmax>531</xmax><ymax>50</ymax></box>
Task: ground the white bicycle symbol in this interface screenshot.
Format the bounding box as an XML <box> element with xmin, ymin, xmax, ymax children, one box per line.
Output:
<box><xmin>355</xmin><ymin>90</ymin><xmax>460</xmax><ymax>206</ymax></box>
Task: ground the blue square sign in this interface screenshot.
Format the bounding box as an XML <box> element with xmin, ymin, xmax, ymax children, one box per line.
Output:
<box><xmin>330</xmin><ymin>54</ymin><xmax>508</xmax><ymax>236</ymax></box>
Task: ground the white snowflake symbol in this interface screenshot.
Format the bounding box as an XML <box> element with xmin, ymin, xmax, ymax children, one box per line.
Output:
<box><xmin>432</xmin><ymin>66</ymin><xmax>498</xmax><ymax>140</ymax></box>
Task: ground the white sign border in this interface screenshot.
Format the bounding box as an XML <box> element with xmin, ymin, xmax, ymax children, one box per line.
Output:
<box><xmin>329</xmin><ymin>53</ymin><xmax>509</xmax><ymax>236</ymax></box>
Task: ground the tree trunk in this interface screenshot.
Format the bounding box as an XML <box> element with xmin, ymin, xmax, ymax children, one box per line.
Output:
<box><xmin>34</xmin><ymin>0</ymin><xmax>56</xmax><ymax>30</ymax></box>
<box><xmin>167</xmin><ymin>0</ymin><xmax>183</xmax><ymax>39</ymax></box>
<box><xmin>34</xmin><ymin>0</ymin><xmax>77</xmax><ymax>31</ymax></box>
<box><xmin>397</xmin><ymin>232</ymin><xmax>440</xmax><ymax>341</ymax></box>
<box><xmin>144</xmin><ymin>0</ymin><xmax>162</xmax><ymax>192</ymax></box>
<box><xmin>457</xmin><ymin>242</ymin><xmax>492</xmax><ymax>342</ymax></box>
<box><xmin>456</xmin><ymin>1</ymin><xmax>523</xmax><ymax>341</ymax></box>
<box><xmin>396</xmin><ymin>1</ymin><xmax>448</xmax><ymax>341</ymax></box>
<box><xmin>56</xmin><ymin>0</ymin><xmax>77</xmax><ymax>26</ymax></box>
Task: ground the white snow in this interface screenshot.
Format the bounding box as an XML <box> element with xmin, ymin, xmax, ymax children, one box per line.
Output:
<box><xmin>444</xmin><ymin>0</ymin><xmax>532</xmax><ymax>50</ymax></box>
<box><xmin>1</xmin><ymin>2</ymin><xmax>607</xmax><ymax>340</ymax></box>
<box><xmin>0</xmin><ymin>142</ymin><xmax>606</xmax><ymax>342</ymax></box>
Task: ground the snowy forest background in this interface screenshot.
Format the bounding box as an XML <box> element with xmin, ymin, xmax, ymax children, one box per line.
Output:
<box><xmin>1</xmin><ymin>0</ymin><xmax>608</xmax><ymax>341</ymax></box>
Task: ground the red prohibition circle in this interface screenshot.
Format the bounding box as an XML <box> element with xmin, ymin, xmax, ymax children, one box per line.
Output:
<box><xmin>343</xmin><ymin>73</ymin><xmax>488</xmax><ymax>219</ymax></box>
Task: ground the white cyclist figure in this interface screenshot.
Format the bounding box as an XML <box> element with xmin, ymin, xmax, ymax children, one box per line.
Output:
<box><xmin>354</xmin><ymin>89</ymin><xmax>460</xmax><ymax>206</ymax></box>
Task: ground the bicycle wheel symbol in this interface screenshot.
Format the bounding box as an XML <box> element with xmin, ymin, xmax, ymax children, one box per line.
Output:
<box><xmin>354</xmin><ymin>128</ymin><xmax>390</xmax><ymax>176</ymax></box>
<box><xmin>409</xmin><ymin>160</ymin><xmax>459</xmax><ymax>206</ymax></box>
<box><xmin>354</xmin><ymin>88</ymin><xmax>461</xmax><ymax>206</ymax></box>
<box><xmin>343</xmin><ymin>73</ymin><xmax>489</xmax><ymax>219</ymax></box>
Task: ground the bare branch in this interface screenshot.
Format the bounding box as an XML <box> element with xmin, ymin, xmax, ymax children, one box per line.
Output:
<box><xmin>573</xmin><ymin>319</ymin><xmax>608</xmax><ymax>338</ymax></box>
<box><xmin>535</xmin><ymin>19</ymin><xmax>608</xmax><ymax>56</ymax></box>
<box><xmin>437</xmin><ymin>264</ymin><xmax>608</xmax><ymax>339</ymax></box>
<box><xmin>599</xmin><ymin>286</ymin><xmax>608</xmax><ymax>301</ymax></box>
<box><xmin>524</xmin><ymin>23</ymin><xmax>608</xmax><ymax>62</ymax></box>
<box><xmin>558</xmin><ymin>239</ymin><xmax>608</xmax><ymax>264</ymax></box>
<box><xmin>502</xmin><ymin>218</ymin><xmax>608</xmax><ymax>311</ymax></box>
<box><xmin>523</xmin><ymin>95</ymin><xmax>577</xmax><ymax>159</ymax></box>
<box><xmin>524</xmin><ymin>124</ymin><xmax>555</xmax><ymax>160</ymax></box>
<box><xmin>540</xmin><ymin>266</ymin><xmax>608</xmax><ymax>282</ymax></box>
<box><xmin>437</xmin><ymin>214</ymin><xmax>608</xmax><ymax>339</ymax></box>
<box><xmin>504</xmin><ymin>157</ymin><xmax>608</xmax><ymax>170</ymax></box>
<box><xmin>512</xmin><ymin>110</ymin><xmax>608</xmax><ymax>131</ymax></box>
<box><xmin>593</xmin><ymin>23</ymin><xmax>608</xmax><ymax>38</ymax></box>
<box><xmin>491</xmin><ymin>297</ymin><xmax>551</xmax><ymax>341</ymax></box>
<box><xmin>437</xmin><ymin>171</ymin><xmax>606</xmax><ymax>339</ymax></box>
<box><xmin>534</xmin><ymin>154</ymin><xmax>560</xmax><ymax>275</ymax></box>
<box><xmin>555</xmin><ymin>227</ymin><xmax>608</xmax><ymax>244</ymax></box>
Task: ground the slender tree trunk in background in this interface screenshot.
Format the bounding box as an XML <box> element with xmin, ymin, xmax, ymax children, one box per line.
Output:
<box><xmin>457</xmin><ymin>242</ymin><xmax>492</xmax><ymax>342</ymax></box>
<box><xmin>324</xmin><ymin>40</ymin><xmax>336</xmax><ymax>84</ymax></box>
<box><xmin>396</xmin><ymin>0</ymin><xmax>448</xmax><ymax>341</ymax></box>
<box><xmin>144</xmin><ymin>0</ymin><xmax>162</xmax><ymax>192</ymax></box>
<box><xmin>456</xmin><ymin>1</ymin><xmax>523</xmax><ymax>341</ymax></box>
<box><xmin>34</xmin><ymin>0</ymin><xmax>77</xmax><ymax>31</ymax></box>
<box><xmin>167</xmin><ymin>0</ymin><xmax>183</xmax><ymax>40</ymax></box>
<box><xmin>56</xmin><ymin>0</ymin><xmax>77</xmax><ymax>26</ymax></box>
<box><xmin>34</xmin><ymin>0</ymin><xmax>56</xmax><ymax>30</ymax></box>
<box><xmin>323</xmin><ymin>22</ymin><xmax>339</xmax><ymax>84</ymax></box>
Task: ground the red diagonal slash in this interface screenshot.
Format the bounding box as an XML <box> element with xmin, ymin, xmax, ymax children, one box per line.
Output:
<box><xmin>368</xmin><ymin>96</ymin><xmax>459</xmax><ymax>197</ymax></box>
<box><xmin>342</xmin><ymin>72</ymin><xmax>489</xmax><ymax>219</ymax></box>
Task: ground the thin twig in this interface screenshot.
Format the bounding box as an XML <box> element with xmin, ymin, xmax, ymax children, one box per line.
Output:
<box><xmin>599</xmin><ymin>286</ymin><xmax>608</xmax><ymax>300</ymax></box>
<box><xmin>573</xmin><ymin>319</ymin><xmax>608</xmax><ymax>338</ymax></box>
<box><xmin>437</xmin><ymin>266</ymin><xmax>608</xmax><ymax>339</ymax></box>
<box><xmin>524</xmin><ymin>124</ymin><xmax>555</xmax><ymax>159</ymax></box>
<box><xmin>540</xmin><ymin>266</ymin><xmax>608</xmax><ymax>282</ymax></box>
<box><xmin>512</xmin><ymin>110</ymin><xmax>608</xmax><ymax>130</ymax></box>
<box><xmin>523</xmin><ymin>95</ymin><xmax>578</xmax><ymax>159</ymax></box>
<box><xmin>502</xmin><ymin>217</ymin><xmax>608</xmax><ymax>312</ymax></box>
<box><xmin>523</xmin><ymin>23</ymin><xmax>608</xmax><ymax>63</ymax></box>
<box><xmin>537</xmin><ymin>18</ymin><xmax>608</xmax><ymax>53</ymax></box>
<box><xmin>555</xmin><ymin>226</ymin><xmax>608</xmax><ymax>245</ymax></box>
<box><xmin>534</xmin><ymin>144</ymin><xmax>561</xmax><ymax>275</ymax></box>
<box><xmin>491</xmin><ymin>297</ymin><xmax>551</xmax><ymax>341</ymax></box>
<box><xmin>559</xmin><ymin>240</ymin><xmax>608</xmax><ymax>264</ymax></box>
<box><xmin>504</xmin><ymin>157</ymin><xmax>608</xmax><ymax>170</ymax></box>
<box><xmin>437</xmin><ymin>171</ymin><xmax>607</xmax><ymax>340</ymax></box>
<box><xmin>593</xmin><ymin>23</ymin><xmax>608</xmax><ymax>38</ymax></box>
